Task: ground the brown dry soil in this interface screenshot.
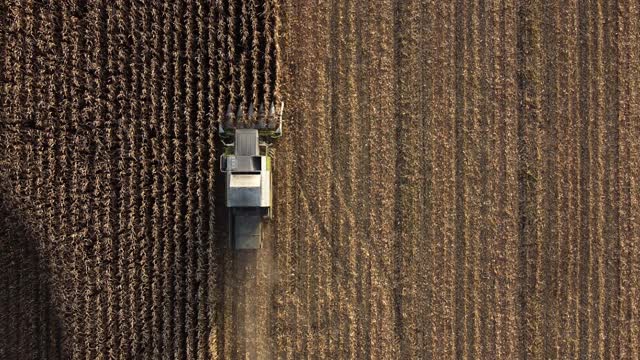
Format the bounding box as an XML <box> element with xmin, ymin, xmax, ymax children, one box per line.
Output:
<box><xmin>1</xmin><ymin>1</ymin><xmax>640</xmax><ymax>359</ymax></box>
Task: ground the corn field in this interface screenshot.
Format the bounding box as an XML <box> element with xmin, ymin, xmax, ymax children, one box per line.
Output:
<box><xmin>1</xmin><ymin>0</ymin><xmax>640</xmax><ymax>359</ymax></box>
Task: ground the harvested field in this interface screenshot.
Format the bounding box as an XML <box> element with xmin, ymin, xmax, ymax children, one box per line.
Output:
<box><xmin>1</xmin><ymin>0</ymin><xmax>639</xmax><ymax>359</ymax></box>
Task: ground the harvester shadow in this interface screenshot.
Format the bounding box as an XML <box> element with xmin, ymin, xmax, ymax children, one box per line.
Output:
<box><xmin>0</xmin><ymin>190</ymin><xmax>65</xmax><ymax>358</ymax></box>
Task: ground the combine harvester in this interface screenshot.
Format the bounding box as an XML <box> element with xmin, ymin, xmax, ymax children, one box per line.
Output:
<box><xmin>215</xmin><ymin>0</ymin><xmax>282</xmax><ymax>250</ymax></box>
<box><xmin>219</xmin><ymin>102</ymin><xmax>283</xmax><ymax>249</ymax></box>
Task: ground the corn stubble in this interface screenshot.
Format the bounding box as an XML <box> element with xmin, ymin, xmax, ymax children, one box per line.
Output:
<box><xmin>1</xmin><ymin>0</ymin><xmax>640</xmax><ymax>359</ymax></box>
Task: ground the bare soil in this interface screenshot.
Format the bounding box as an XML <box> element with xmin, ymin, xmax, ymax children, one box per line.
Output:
<box><xmin>1</xmin><ymin>1</ymin><xmax>639</xmax><ymax>359</ymax></box>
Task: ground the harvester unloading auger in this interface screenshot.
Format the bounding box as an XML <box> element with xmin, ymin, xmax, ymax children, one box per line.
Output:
<box><xmin>219</xmin><ymin>102</ymin><xmax>283</xmax><ymax>249</ymax></box>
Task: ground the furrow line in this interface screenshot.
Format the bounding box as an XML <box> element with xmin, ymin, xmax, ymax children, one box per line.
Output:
<box><xmin>226</xmin><ymin>0</ymin><xmax>238</xmax><ymax>119</ymax></box>
<box><xmin>542</xmin><ymin>2</ymin><xmax>561</xmax><ymax>357</ymax></box>
<box><xmin>329</xmin><ymin>0</ymin><xmax>348</xmax><ymax>355</ymax></box>
<box><xmin>424</xmin><ymin>0</ymin><xmax>457</xmax><ymax>358</ymax></box>
<box><xmin>54</xmin><ymin>6</ymin><xmax>76</xmax><ymax>355</ymax></box>
<box><xmin>104</xmin><ymin>3</ymin><xmax>123</xmax><ymax>356</ymax></box>
<box><xmin>353</xmin><ymin>0</ymin><xmax>374</xmax><ymax>356</ymax></box>
<box><xmin>65</xmin><ymin>7</ymin><xmax>85</xmax><ymax>356</ymax></box>
<box><xmin>70</xmin><ymin>3</ymin><xmax>95</xmax><ymax>358</ymax></box>
<box><xmin>238</xmin><ymin>0</ymin><xmax>250</xmax><ymax>126</ymax></box>
<box><xmin>466</xmin><ymin>0</ymin><xmax>484</xmax><ymax>356</ymax></box>
<box><xmin>138</xmin><ymin>3</ymin><xmax>156</xmax><ymax>354</ymax></box>
<box><xmin>31</xmin><ymin>3</ymin><xmax>52</xmax><ymax>357</ymax></box>
<box><xmin>274</xmin><ymin>1</ymin><xmax>297</xmax><ymax>357</ymax></box>
<box><xmin>160</xmin><ymin>2</ymin><xmax>177</xmax><ymax>357</ymax></box>
<box><xmin>127</xmin><ymin>2</ymin><xmax>146</xmax><ymax>355</ymax></box>
<box><xmin>516</xmin><ymin>0</ymin><xmax>545</xmax><ymax>357</ymax></box>
<box><xmin>343</xmin><ymin>0</ymin><xmax>364</xmax><ymax>356</ymax></box>
<box><xmin>215</xmin><ymin>1</ymin><xmax>228</xmax><ymax>126</ymax></box>
<box><xmin>576</xmin><ymin>0</ymin><xmax>593</xmax><ymax>357</ymax></box>
<box><xmin>453</xmin><ymin>0</ymin><xmax>468</xmax><ymax>357</ymax></box>
<box><xmin>262</xmin><ymin>0</ymin><xmax>274</xmax><ymax>115</ymax></box>
<box><xmin>626</xmin><ymin>2</ymin><xmax>640</xmax><ymax>354</ymax></box>
<box><xmin>394</xmin><ymin>0</ymin><xmax>423</xmax><ymax>356</ymax></box>
<box><xmin>556</xmin><ymin>1</ymin><xmax>578</xmax><ymax>358</ymax></box>
<box><xmin>206</xmin><ymin>3</ymin><xmax>223</xmax><ymax>357</ymax></box>
<box><xmin>171</xmin><ymin>1</ymin><xmax>187</xmax><ymax>357</ymax></box>
<box><xmin>183</xmin><ymin>0</ymin><xmax>200</xmax><ymax>357</ymax></box>
<box><xmin>87</xmin><ymin>5</ymin><xmax>104</xmax><ymax>356</ymax></box>
<box><xmin>616</xmin><ymin>2</ymin><xmax>631</xmax><ymax>357</ymax></box>
<box><xmin>148</xmin><ymin>3</ymin><xmax>166</xmax><ymax>358</ymax></box>
<box><xmin>5</xmin><ymin>2</ymin><xmax>23</xmax><ymax>129</ymax></box>
<box><xmin>5</xmin><ymin>2</ymin><xmax>24</xmax><ymax>354</ymax></box>
<box><xmin>19</xmin><ymin>4</ymin><xmax>38</xmax><ymax>356</ymax></box>
<box><xmin>76</xmin><ymin>4</ymin><xmax>101</xmax><ymax>359</ymax></box>
<box><xmin>477</xmin><ymin>0</ymin><xmax>499</xmax><ymax>356</ymax></box>
<box><xmin>602</xmin><ymin>1</ymin><xmax>622</xmax><ymax>358</ymax></box>
<box><xmin>110</xmin><ymin>1</ymin><xmax>134</xmax><ymax>357</ymax></box>
<box><xmin>530</xmin><ymin>3</ymin><xmax>546</xmax><ymax>357</ymax></box>
<box><xmin>621</xmin><ymin>2</ymin><xmax>640</xmax><ymax>357</ymax></box>
<box><xmin>249</xmin><ymin>0</ymin><xmax>260</xmax><ymax>122</ymax></box>
<box><xmin>493</xmin><ymin>1</ymin><xmax>520</xmax><ymax>357</ymax></box>
<box><xmin>351</xmin><ymin>0</ymin><xmax>373</xmax><ymax>356</ymax></box>
<box><xmin>47</xmin><ymin>5</ymin><xmax>64</xmax><ymax>357</ymax></box>
<box><xmin>272</xmin><ymin>0</ymin><xmax>282</xmax><ymax>104</ymax></box>
<box><xmin>589</xmin><ymin>1</ymin><xmax>606</xmax><ymax>356</ymax></box>
<box><xmin>21</xmin><ymin>1</ymin><xmax>44</xmax><ymax>358</ymax></box>
<box><xmin>194</xmin><ymin>1</ymin><xmax>211</xmax><ymax>359</ymax></box>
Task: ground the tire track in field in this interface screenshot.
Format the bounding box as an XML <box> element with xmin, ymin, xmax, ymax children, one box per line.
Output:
<box><xmin>423</xmin><ymin>1</ymin><xmax>458</xmax><ymax>358</ymax></box>
<box><xmin>555</xmin><ymin>2</ymin><xmax>581</xmax><ymax>357</ymax></box>
<box><xmin>341</xmin><ymin>2</ymin><xmax>361</xmax><ymax>355</ymax></box>
<box><xmin>602</xmin><ymin>1</ymin><xmax>622</xmax><ymax>358</ymax></box>
<box><xmin>589</xmin><ymin>2</ymin><xmax>607</xmax><ymax>356</ymax></box>
<box><xmin>361</xmin><ymin>0</ymin><xmax>398</xmax><ymax>357</ymax></box>
<box><xmin>541</xmin><ymin>2</ymin><xmax>561</xmax><ymax>357</ymax></box>
<box><xmin>620</xmin><ymin>3</ymin><xmax>640</xmax><ymax>358</ymax></box>
<box><xmin>516</xmin><ymin>1</ymin><xmax>545</xmax><ymax>358</ymax></box>
<box><xmin>476</xmin><ymin>0</ymin><xmax>518</xmax><ymax>356</ymax></box>
<box><xmin>393</xmin><ymin>0</ymin><xmax>423</xmax><ymax>357</ymax></box>
<box><xmin>599</xmin><ymin>3</ymin><xmax>619</xmax><ymax>358</ymax></box>
<box><xmin>494</xmin><ymin>2</ymin><xmax>520</xmax><ymax>357</ymax></box>
<box><xmin>273</xmin><ymin>1</ymin><xmax>299</xmax><ymax>357</ymax></box>
<box><xmin>459</xmin><ymin>1</ymin><xmax>485</xmax><ymax>357</ymax></box>
<box><xmin>366</xmin><ymin>3</ymin><xmax>397</xmax><ymax>359</ymax></box>
<box><xmin>330</xmin><ymin>0</ymin><xmax>361</xmax><ymax>356</ymax></box>
<box><xmin>577</xmin><ymin>1</ymin><xmax>593</xmax><ymax>358</ymax></box>
<box><xmin>632</xmin><ymin>3</ymin><xmax>640</xmax><ymax>355</ymax></box>
<box><xmin>453</xmin><ymin>0</ymin><xmax>467</xmax><ymax>356</ymax></box>
<box><xmin>351</xmin><ymin>1</ymin><xmax>372</xmax><ymax>358</ymax></box>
